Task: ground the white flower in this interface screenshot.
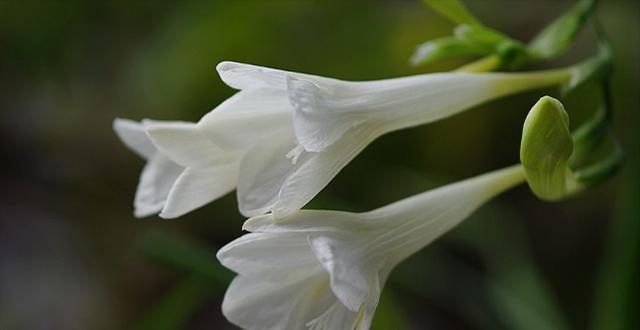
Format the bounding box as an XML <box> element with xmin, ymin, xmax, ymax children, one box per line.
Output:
<box><xmin>217</xmin><ymin>165</ymin><xmax>525</xmax><ymax>329</ymax></box>
<box><xmin>215</xmin><ymin>61</ymin><xmax>570</xmax><ymax>219</ymax></box>
<box><xmin>116</xmin><ymin>62</ymin><xmax>569</xmax><ymax>220</ymax></box>
<box><xmin>113</xmin><ymin>118</ymin><xmax>239</xmax><ymax>218</ymax></box>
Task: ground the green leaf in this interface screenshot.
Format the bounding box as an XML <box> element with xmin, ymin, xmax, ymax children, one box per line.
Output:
<box><xmin>527</xmin><ymin>0</ymin><xmax>596</xmax><ymax>60</ymax></box>
<box><xmin>520</xmin><ymin>96</ymin><xmax>579</xmax><ymax>201</ymax></box>
<box><xmin>410</xmin><ymin>36</ymin><xmax>487</xmax><ymax>66</ymax></box>
<box><xmin>421</xmin><ymin>0</ymin><xmax>482</xmax><ymax>26</ymax></box>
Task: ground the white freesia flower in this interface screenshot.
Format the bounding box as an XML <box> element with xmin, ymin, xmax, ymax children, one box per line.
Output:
<box><xmin>215</xmin><ymin>61</ymin><xmax>570</xmax><ymax>219</ymax></box>
<box><xmin>217</xmin><ymin>164</ymin><xmax>525</xmax><ymax>329</ymax></box>
<box><xmin>116</xmin><ymin>62</ymin><xmax>570</xmax><ymax>220</ymax></box>
<box><xmin>114</xmin><ymin>118</ymin><xmax>239</xmax><ymax>218</ymax></box>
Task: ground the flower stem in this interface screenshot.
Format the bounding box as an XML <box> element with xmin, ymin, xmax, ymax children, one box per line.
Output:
<box><xmin>455</xmin><ymin>54</ymin><xmax>501</xmax><ymax>72</ymax></box>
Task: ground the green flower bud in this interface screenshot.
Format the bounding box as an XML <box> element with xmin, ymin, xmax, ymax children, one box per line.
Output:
<box><xmin>520</xmin><ymin>96</ymin><xmax>581</xmax><ymax>200</ymax></box>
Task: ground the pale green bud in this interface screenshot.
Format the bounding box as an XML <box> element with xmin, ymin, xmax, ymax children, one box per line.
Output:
<box><xmin>520</xmin><ymin>96</ymin><xmax>581</xmax><ymax>200</ymax></box>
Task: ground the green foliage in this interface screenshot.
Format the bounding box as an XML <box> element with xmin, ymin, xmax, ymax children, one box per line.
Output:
<box><xmin>412</xmin><ymin>24</ymin><xmax>528</xmax><ymax>68</ymax></box>
<box><xmin>421</xmin><ymin>0</ymin><xmax>482</xmax><ymax>26</ymax></box>
<box><xmin>527</xmin><ymin>0</ymin><xmax>597</xmax><ymax>60</ymax></box>
<box><xmin>416</xmin><ymin>0</ymin><xmax>598</xmax><ymax>70</ymax></box>
<box><xmin>455</xmin><ymin>24</ymin><xmax>528</xmax><ymax>67</ymax></box>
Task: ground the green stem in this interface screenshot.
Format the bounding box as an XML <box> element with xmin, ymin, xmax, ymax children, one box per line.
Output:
<box><xmin>455</xmin><ymin>54</ymin><xmax>501</xmax><ymax>72</ymax></box>
<box><xmin>574</xmin><ymin>137</ymin><xmax>624</xmax><ymax>187</ymax></box>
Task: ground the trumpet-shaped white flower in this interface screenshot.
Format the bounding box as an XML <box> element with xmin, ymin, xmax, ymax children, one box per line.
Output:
<box><xmin>215</xmin><ymin>61</ymin><xmax>570</xmax><ymax>219</ymax></box>
<box><xmin>217</xmin><ymin>165</ymin><xmax>525</xmax><ymax>329</ymax></box>
<box><xmin>116</xmin><ymin>62</ymin><xmax>570</xmax><ymax>219</ymax></box>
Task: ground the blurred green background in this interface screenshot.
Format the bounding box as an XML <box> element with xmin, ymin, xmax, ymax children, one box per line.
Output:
<box><xmin>0</xmin><ymin>1</ymin><xmax>637</xmax><ymax>329</ymax></box>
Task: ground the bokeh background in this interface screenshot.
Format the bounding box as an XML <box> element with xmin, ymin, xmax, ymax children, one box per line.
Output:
<box><xmin>1</xmin><ymin>1</ymin><xmax>638</xmax><ymax>329</ymax></box>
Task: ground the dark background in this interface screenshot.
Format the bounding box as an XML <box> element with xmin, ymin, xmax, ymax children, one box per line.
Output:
<box><xmin>1</xmin><ymin>1</ymin><xmax>638</xmax><ymax>329</ymax></box>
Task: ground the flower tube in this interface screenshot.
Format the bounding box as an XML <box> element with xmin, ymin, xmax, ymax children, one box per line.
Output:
<box><xmin>218</xmin><ymin>62</ymin><xmax>569</xmax><ymax>219</ymax></box>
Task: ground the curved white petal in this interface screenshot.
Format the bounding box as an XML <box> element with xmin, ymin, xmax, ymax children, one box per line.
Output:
<box><xmin>308</xmin><ymin>234</ymin><xmax>373</xmax><ymax>312</ymax></box>
<box><xmin>216</xmin><ymin>61</ymin><xmax>290</xmax><ymax>90</ymax></box>
<box><xmin>235</xmin><ymin>128</ymin><xmax>298</xmax><ymax>217</ymax></box>
<box><xmin>198</xmin><ymin>88</ymin><xmax>293</xmax><ymax>150</ymax></box>
<box><xmin>146</xmin><ymin>121</ymin><xmax>236</xmax><ymax>168</ymax></box>
<box><xmin>217</xmin><ymin>232</ymin><xmax>319</xmax><ymax>282</ymax></box>
<box><xmin>305</xmin><ymin>299</ymin><xmax>360</xmax><ymax>330</ymax></box>
<box><xmin>287</xmin><ymin>76</ymin><xmax>364</xmax><ymax>152</ymax></box>
<box><xmin>133</xmin><ymin>154</ymin><xmax>183</xmax><ymax>218</ymax></box>
<box><xmin>159</xmin><ymin>165</ymin><xmax>238</xmax><ymax>219</ymax></box>
<box><xmin>222</xmin><ymin>273</ymin><xmax>361</xmax><ymax>330</ymax></box>
<box><xmin>216</xmin><ymin>61</ymin><xmax>338</xmax><ymax>91</ymax></box>
<box><xmin>222</xmin><ymin>274</ymin><xmax>320</xmax><ymax>330</ymax></box>
<box><xmin>113</xmin><ymin>118</ymin><xmax>156</xmax><ymax>159</ymax></box>
<box><xmin>273</xmin><ymin>125</ymin><xmax>382</xmax><ymax>219</ymax></box>
<box><xmin>288</xmin><ymin>70</ymin><xmax>570</xmax><ymax>152</ymax></box>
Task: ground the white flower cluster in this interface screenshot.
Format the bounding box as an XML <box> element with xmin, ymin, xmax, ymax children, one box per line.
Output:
<box><xmin>114</xmin><ymin>61</ymin><xmax>572</xmax><ymax>329</ymax></box>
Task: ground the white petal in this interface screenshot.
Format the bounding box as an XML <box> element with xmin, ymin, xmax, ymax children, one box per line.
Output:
<box><xmin>216</xmin><ymin>61</ymin><xmax>340</xmax><ymax>91</ymax></box>
<box><xmin>273</xmin><ymin>125</ymin><xmax>380</xmax><ymax>219</ymax></box>
<box><xmin>235</xmin><ymin>129</ymin><xmax>298</xmax><ymax>217</ymax></box>
<box><xmin>197</xmin><ymin>88</ymin><xmax>293</xmax><ymax>150</ymax></box>
<box><xmin>159</xmin><ymin>165</ymin><xmax>238</xmax><ymax>218</ymax></box>
<box><xmin>146</xmin><ymin>121</ymin><xmax>237</xmax><ymax>167</ymax></box>
<box><xmin>217</xmin><ymin>232</ymin><xmax>318</xmax><ymax>282</ymax></box>
<box><xmin>216</xmin><ymin>61</ymin><xmax>290</xmax><ymax>90</ymax></box>
<box><xmin>308</xmin><ymin>234</ymin><xmax>373</xmax><ymax>312</ymax></box>
<box><xmin>222</xmin><ymin>274</ymin><xmax>358</xmax><ymax>330</ymax></box>
<box><xmin>222</xmin><ymin>275</ymin><xmax>310</xmax><ymax>330</ymax></box>
<box><xmin>242</xmin><ymin>211</ymin><xmax>371</xmax><ymax>234</ymax></box>
<box><xmin>133</xmin><ymin>154</ymin><xmax>183</xmax><ymax>218</ymax></box>
<box><xmin>113</xmin><ymin>118</ymin><xmax>156</xmax><ymax>159</ymax></box>
<box><xmin>287</xmin><ymin>76</ymin><xmax>363</xmax><ymax>152</ymax></box>
<box><xmin>306</xmin><ymin>300</ymin><xmax>360</xmax><ymax>330</ymax></box>
<box><xmin>354</xmin><ymin>267</ymin><xmax>390</xmax><ymax>330</ymax></box>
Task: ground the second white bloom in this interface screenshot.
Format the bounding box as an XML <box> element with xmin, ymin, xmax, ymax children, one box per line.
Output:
<box><xmin>218</xmin><ymin>165</ymin><xmax>525</xmax><ymax>329</ymax></box>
